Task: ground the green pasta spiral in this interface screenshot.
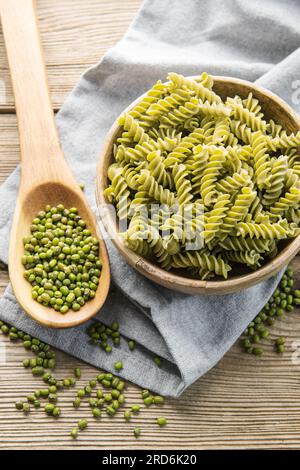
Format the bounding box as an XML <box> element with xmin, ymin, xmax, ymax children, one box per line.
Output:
<box><xmin>237</xmin><ymin>220</ymin><xmax>298</xmax><ymax>240</ymax></box>
<box><xmin>213</xmin><ymin>117</ymin><xmax>230</xmax><ymax>144</ymax></box>
<box><xmin>147</xmin><ymin>151</ymin><xmax>173</xmax><ymax>189</ymax></box>
<box><xmin>138</xmin><ymin>170</ymin><xmax>176</xmax><ymax>207</ymax></box>
<box><xmin>168</xmin><ymin>72</ymin><xmax>221</xmax><ymax>104</ymax></box>
<box><xmin>172</xmin><ymin>164</ymin><xmax>193</xmax><ymax>206</ymax></box>
<box><xmin>147</xmin><ymin>89</ymin><xmax>191</xmax><ymax>117</ymax></box>
<box><xmin>200</xmin><ymin>148</ymin><xmax>226</xmax><ymax>206</ymax></box>
<box><xmin>215</xmin><ymin>170</ymin><xmax>251</xmax><ymax>194</ymax></box>
<box><xmin>242</xmin><ymin>93</ymin><xmax>262</xmax><ymax>116</ymax></box>
<box><xmin>270</xmin><ymin>130</ymin><xmax>300</xmax><ymax>150</ymax></box>
<box><xmin>191</xmin><ymin>145</ymin><xmax>210</xmax><ymax>194</ymax></box>
<box><xmin>219</xmin><ymin>236</ymin><xmax>272</xmax><ymax>253</ymax></box>
<box><xmin>129</xmin><ymin>80</ymin><xmax>166</xmax><ymax>128</ymax></box>
<box><xmin>269</xmin><ymin>184</ymin><xmax>300</xmax><ymax>217</ymax></box>
<box><xmin>203</xmin><ymin>194</ymin><xmax>230</xmax><ymax>243</ymax></box>
<box><xmin>149</xmin><ymin>231</ymin><xmax>173</xmax><ymax>270</ymax></box>
<box><xmin>164</xmin><ymin>128</ymin><xmax>205</xmax><ymax>167</ymax></box>
<box><xmin>122</xmin><ymin>162</ymin><xmax>145</xmax><ymax>190</ymax></box>
<box><xmin>104</xmin><ymin>164</ymin><xmax>131</xmax><ymax>220</ymax></box>
<box><xmin>160</xmin><ymin>97</ymin><xmax>200</xmax><ymax>128</ymax></box>
<box><xmin>250</xmin><ymin>131</ymin><xmax>270</xmax><ymax>189</ymax></box>
<box><xmin>262</xmin><ymin>155</ymin><xmax>288</xmax><ymax>206</ymax></box>
<box><xmin>118</xmin><ymin>113</ymin><xmax>150</xmax><ymax>144</ymax></box>
<box><xmin>220</xmin><ymin>187</ymin><xmax>257</xmax><ymax>237</ymax></box>
<box><xmin>225</xmin><ymin>250</ymin><xmax>262</xmax><ymax>268</ymax></box>
<box><xmin>227</xmin><ymin>97</ymin><xmax>267</xmax><ymax>133</ymax></box>
<box><xmin>172</xmin><ymin>250</ymin><xmax>231</xmax><ymax>279</ymax></box>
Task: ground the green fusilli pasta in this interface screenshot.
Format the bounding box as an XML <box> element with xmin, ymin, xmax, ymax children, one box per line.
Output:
<box><xmin>225</xmin><ymin>250</ymin><xmax>262</xmax><ymax>268</ymax></box>
<box><xmin>164</xmin><ymin>128</ymin><xmax>205</xmax><ymax>167</ymax></box>
<box><xmin>200</xmin><ymin>148</ymin><xmax>226</xmax><ymax>206</ymax></box>
<box><xmin>203</xmin><ymin>194</ymin><xmax>230</xmax><ymax>243</ymax></box>
<box><xmin>220</xmin><ymin>187</ymin><xmax>256</xmax><ymax>238</ymax></box>
<box><xmin>129</xmin><ymin>80</ymin><xmax>167</xmax><ymax>128</ymax></box>
<box><xmin>227</xmin><ymin>97</ymin><xmax>267</xmax><ymax>133</ymax></box>
<box><xmin>262</xmin><ymin>155</ymin><xmax>288</xmax><ymax>206</ymax></box>
<box><xmin>104</xmin><ymin>164</ymin><xmax>131</xmax><ymax>220</ymax></box>
<box><xmin>213</xmin><ymin>117</ymin><xmax>230</xmax><ymax>144</ymax></box>
<box><xmin>147</xmin><ymin>88</ymin><xmax>191</xmax><ymax>117</ymax></box>
<box><xmin>250</xmin><ymin>131</ymin><xmax>270</xmax><ymax>189</ymax></box>
<box><xmin>172</xmin><ymin>250</ymin><xmax>231</xmax><ymax>278</ymax></box>
<box><xmin>243</xmin><ymin>93</ymin><xmax>263</xmax><ymax>117</ymax></box>
<box><xmin>269</xmin><ymin>184</ymin><xmax>300</xmax><ymax>217</ymax></box>
<box><xmin>138</xmin><ymin>170</ymin><xmax>176</xmax><ymax>207</ymax></box>
<box><xmin>172</xmin><ymin>164</ymin><xmax>193</xmax><ymax>206</ymax></box>
<box><xmin>237</xmin><ymin>220</ymin><xmax>298</xmax><ymax>239</ymax></box>
<box><xmin>219</xmin><ymin>236</ymin><xmax>272</xmax><ymax>253</ymax></box>
<box><xmin>118</xmin><ymin>113</ymin><xmax>150</xmax><ymax>144</ymax></box>
<box><xmin>167</xmin><ymin>72</ymin><xmax>222</xmax><ymax>104</ymax></box>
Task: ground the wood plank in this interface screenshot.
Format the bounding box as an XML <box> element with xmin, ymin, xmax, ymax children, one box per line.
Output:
<box><xmin>0</xmin><ymin>0</ymin><xmax>142</xmax><ymax>110</ymax></box>
<box><xmin>1</xmin><ymin>260</ymin><xmax>300</xmax><ymax>449</ymax></box>
<box><xmin>0</xmin><ymin>114</ymin><xmax>19</xmax><ymax>183</ymax></box>
<box><xmin>0</xmin><ymin>267</ymin><xmax>8</xmax><ymax>295</ymax></box>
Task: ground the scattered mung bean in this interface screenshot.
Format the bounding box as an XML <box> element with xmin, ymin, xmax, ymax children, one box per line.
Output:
<box><xmin>78</xmin><ymin>419</ymin><xmax>88</xmax><ymax>430</ymax></box>
<box><xmin>156</xmin><ymin>417</ymin><xmax>167</xmax><ymax>426</ymax></box>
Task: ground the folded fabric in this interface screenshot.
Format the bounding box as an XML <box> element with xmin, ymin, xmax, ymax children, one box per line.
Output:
<box><xmin>1</xmin><ymin>0</ymin><xmax>299</xmax><ymax>396</ymax></box>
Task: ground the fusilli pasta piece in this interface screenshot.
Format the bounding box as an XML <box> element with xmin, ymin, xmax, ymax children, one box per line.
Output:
<box><xmin>203</xmin><ymin>194</ymin><xmax>231</xmax><ymax>243</ymax></box>
<box><xmin>200</xmin><ymin>148</ymin><xmax>226</xmax><ymax>206</ymax></box>
<box><xmin>168</xmin><ymin>72</ymin><xmax>221</xmax><ymax>104</ymax></box>
<box><xmin>262</xmin><ymin>155</ymin><xmax>288</xmax><ymax>206</ymax></box>
<box><xmin>172</xmin><ymin>250</ymin><xmax>231</xmax><ymax>279</ymax></box>
<box><xmin>118</xmin><ymin>113</ymin><xmax>150</xmax><ymax>144</ymax></box>
<box><xmin>236</xmin><ymin>220</ymin><xmax>297</xmax><ymax>239</ymax></box>
<box><xmin>225</xmin><ymin>250</ymin><xmax>262</xmax><ymax>268</ymax></box>
<box><xmin>269</xmin><ymin>184</ymin><xmax>300</xmax><ymax>217</ymax></box>
<box><xmin>220</xmin><ymin>187</ymin><xmax>256</xmax><ymax>238</ymax></box>
<box><xmin>227</xmin><ymin>97</ymin><xmax>267</xmax><ymax>133</ymax></box>
<box><xmin>138</xmin><ymin>170</ymin><xmax>177</xmax><ymax>207</ymax></box>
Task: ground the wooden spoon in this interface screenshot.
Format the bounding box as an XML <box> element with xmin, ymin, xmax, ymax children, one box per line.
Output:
<box><xmin>0</xmin><ymin>0</ymin><xmax>110</xmax><ymax>328</ymax></box>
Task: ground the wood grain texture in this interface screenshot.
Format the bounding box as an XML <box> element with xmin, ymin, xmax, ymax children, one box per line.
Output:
<box><xmin>1</xmin><ymin>258</ymin><xmax>300</xmax><ymax>450</ymax></box>
<box><xmin>0</xmin><ymin>114</ymin><xmax>18</xmax><ymax>183</ymax></box>
<box><xmin>0</xmin><ymin>0</ymin><xmax>142</xmax><ymax>110</ymax></box>
<box><xmin>1</xmin><ymin>0</ymin><xmax>300</xmax><ymax>451</ymax></box>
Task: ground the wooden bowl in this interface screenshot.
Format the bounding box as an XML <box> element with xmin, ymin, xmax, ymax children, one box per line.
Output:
<box><xmin>96</xmin><ymin>76</ymin><xmax>300</xmax><ymax>294</ymax></box>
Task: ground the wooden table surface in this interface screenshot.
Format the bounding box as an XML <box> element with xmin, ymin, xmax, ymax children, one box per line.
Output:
<box><xmin>1</xmin><ymin>0</ymin><xmax>300</xmax><ymax>450</ymax></box>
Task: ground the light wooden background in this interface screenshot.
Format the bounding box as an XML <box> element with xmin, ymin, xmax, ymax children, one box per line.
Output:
<box><xmin>1</xmin><ymin>0</ymin><xmax>300</xmax><ymax>450</ymax></box>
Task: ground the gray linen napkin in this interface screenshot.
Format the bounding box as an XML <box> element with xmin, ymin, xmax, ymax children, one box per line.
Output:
<box><xmin>0</xmin><ymin>0</ymin><xmax>299</xmax><ymax>396</ymax></box>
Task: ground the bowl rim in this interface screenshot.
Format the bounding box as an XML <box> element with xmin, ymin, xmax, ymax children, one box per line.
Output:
<box><xmin>96</xmin><ymin>75</ymin><xmax>300</xmax><ymax>294</ymax></box>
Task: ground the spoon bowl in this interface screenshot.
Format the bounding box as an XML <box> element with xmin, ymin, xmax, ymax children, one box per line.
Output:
<box><xmin>10</xmin><ymin>181</ymin><xmax>110</xmax><ymax>328</ymax></box>
<box><xmin>1</xmin><ymin>0</ymin><xmax>110</xmax><ymax>327</ymax></box>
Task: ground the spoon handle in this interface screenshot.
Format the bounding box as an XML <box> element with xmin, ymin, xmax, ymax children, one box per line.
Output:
<box><xmin>0</xmin><ymin>0</ymin><xmax>66</xmax><ymax>187</ymax></box>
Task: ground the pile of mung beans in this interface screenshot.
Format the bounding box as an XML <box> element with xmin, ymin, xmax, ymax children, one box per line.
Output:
<box><xmin>0</xmin><ymin>318</ymin><xmax>167</xmax><ymax>440</ymax></box>
<box><xmin>22</xmin><ymin>204</ymin><xmax>101</xmax><ymax>314</ymax></box>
